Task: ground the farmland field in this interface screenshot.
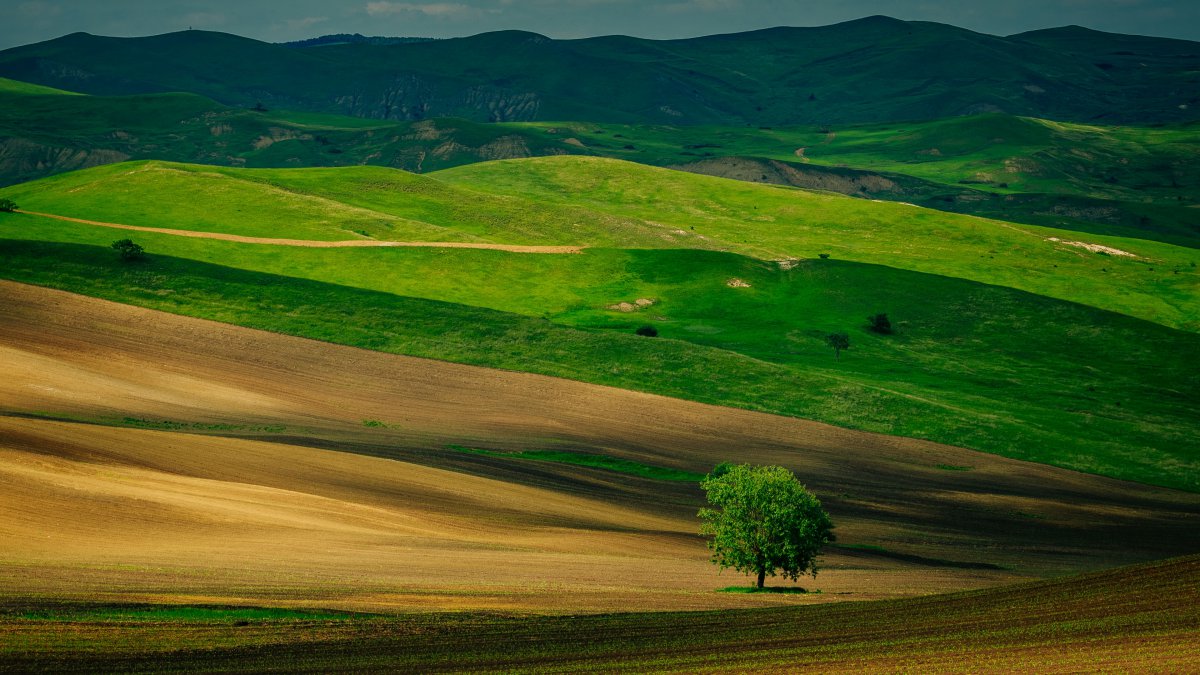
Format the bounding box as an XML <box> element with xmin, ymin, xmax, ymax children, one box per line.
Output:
<box><xmin>3</xmin><ymin>555</ymin><xmax>1197</xmax><ymax>672</ymax></box>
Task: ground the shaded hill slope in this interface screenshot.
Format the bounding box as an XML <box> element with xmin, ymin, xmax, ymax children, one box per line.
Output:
<box><xmin>0</xmin><ymin>88</ymin><xmax>583</xmax><ymax>187</ymax></box>
<box><xmin>1</xmin><ymin>17</ymin><xmax>1197</xmax><ymax>125</ymax></box>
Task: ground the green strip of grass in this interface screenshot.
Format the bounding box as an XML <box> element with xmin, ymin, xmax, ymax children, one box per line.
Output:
<box><xmin>449</xmin><ymin>445</ymin><xmax>706</xmax><ymax>482</ymax></box>
<box><xmin>12</xmin><ymin>411</ymin><xmax>286</xmax><ymax>434</ymax></box>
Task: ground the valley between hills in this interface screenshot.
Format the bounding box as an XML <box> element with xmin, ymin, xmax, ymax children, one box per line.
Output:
<box><xmin>0</xmin><ymin>14</ymin><xmax>1197</xmax><ymax>672</ymax></box>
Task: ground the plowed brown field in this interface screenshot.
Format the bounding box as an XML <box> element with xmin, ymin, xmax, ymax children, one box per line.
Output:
<box><xmin>2</xmin><ymin>280</ymin><xmax>1198</xmax><ymax>613</ymax></box>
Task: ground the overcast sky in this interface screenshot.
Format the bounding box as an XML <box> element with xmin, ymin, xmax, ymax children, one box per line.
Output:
<box><xmin>3</xmin><ymin>0</ymin><xmax>1198</xmax><ymax>51</ymax></box>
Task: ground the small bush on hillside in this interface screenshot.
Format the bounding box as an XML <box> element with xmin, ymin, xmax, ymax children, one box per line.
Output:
<box><xmin>818</xmin><ymin>253</ymin><xmax>830</xmax><ymax>260</ymax></box>
<box><xmin>636</xmin><ymin>325</ymin><xmax>659</xmax><ymax>337</ymax></box>
<box><xmin>867</xmin><ymin>313</ymin><xmax>893</xmax><ymax>334</ymax></box>
<box><xmin>0</xmin><ymin>198</ymin><xmax>16</xmax><ymax>212</ymax></box>
<box><xmin>826</xmin><ymin>332</ymin><xmax>849</xmax><ymax>360</ymax></box>
<box><xmin>111</xmin><ymin>238</ymin><xmax>145</xmax><ymax>262</ymax></box>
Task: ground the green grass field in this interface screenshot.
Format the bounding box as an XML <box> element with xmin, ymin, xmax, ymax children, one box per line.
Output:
<box><xmin>3</xmin><ymin>554</ymin><xmax>1196</xmax><ymax>672</ymax></box>
<box><xmin>4</xmin><ymin>160</ymin><xmax>1197</xmax><ymax>331</ymax></box>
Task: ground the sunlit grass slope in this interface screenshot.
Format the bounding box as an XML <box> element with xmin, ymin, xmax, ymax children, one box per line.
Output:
<box><xmin>3</xmin><ymin>159</ymin><xmax>1197</xmax><ymax>330</ymax></box>
<box><xmin>440</xmin><ymin>157</ymin><xmax>1200</xmax><ymax>331</ymax></box>
<box><xmin>1</xmin><ymin>229</ymin><xmax>1196</xmax><ymax>491</ymax></box>
<box><xmin>0</xmin><ymin>77</ymin><xmax>80</xmax><ymax>96</ymax></box>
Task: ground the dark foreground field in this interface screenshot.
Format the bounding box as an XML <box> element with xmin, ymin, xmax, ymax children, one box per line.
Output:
<box><xmin>3</xmin><ymin>554</ymin><xmax>1197</xmax><ymax>673</ymax></box>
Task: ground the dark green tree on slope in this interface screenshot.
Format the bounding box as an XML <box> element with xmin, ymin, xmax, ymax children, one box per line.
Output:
<box><xmin>111</xmin><ymin>238</ymin><xmax>145</xmax><ymax>262</ymax></box>
<box><xmin>699</xmin><ymin>464</ymin><xmax>834</xmax><ymax>589</ymax></box>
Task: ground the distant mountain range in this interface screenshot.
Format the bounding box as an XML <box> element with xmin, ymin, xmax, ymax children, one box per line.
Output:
<box><xmin>1</xmin><ymin>16</ymin><xmax>1196</xmax><ymax>125</ymax></box>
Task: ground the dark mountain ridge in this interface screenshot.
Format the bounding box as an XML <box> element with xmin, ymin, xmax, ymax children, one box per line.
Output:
<box><xmin>0</xmin><ymin>17</ymin><xmax>1196</xmax><ymax>125</ymax></box>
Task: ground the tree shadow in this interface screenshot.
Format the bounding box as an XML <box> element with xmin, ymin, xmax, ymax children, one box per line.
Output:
<box><xmin>717</xmin><ymin>586</ymin><xmax>818</xmax><ymax>594</ymax></box>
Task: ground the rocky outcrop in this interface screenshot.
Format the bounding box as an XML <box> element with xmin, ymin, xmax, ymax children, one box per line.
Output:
<box><xmin>0</xmin><ymin>137</ymin><xmax>129</xmax><ymax>185</ymax></box>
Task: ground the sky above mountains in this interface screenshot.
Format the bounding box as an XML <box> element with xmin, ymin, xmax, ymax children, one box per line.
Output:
<box><xmin>3</xmin><ymin>0</ymin><xmax>1198</xmax><ymax>51</ymax></box>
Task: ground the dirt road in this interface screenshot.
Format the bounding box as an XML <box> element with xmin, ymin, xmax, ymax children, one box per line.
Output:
<box><xmin>20</xmin><ymin>210</ymin><xmax>583</xmax><ymax>253</ymax></box>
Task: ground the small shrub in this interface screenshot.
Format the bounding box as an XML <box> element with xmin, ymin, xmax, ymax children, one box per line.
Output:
<box><xmin>0</xmin><ymin>198</ymin><xmax>16</xmax><ymax>212</ymax></box>
<box><xmin>866</xmin><ymin>313</ymin><xmax>893</xmax><ymax>334</ymax></box>
<box><xmin>818</xmin><ymin>253</ymin><xmax>830</xmax><ymax>260</ymax></box>
<box><xmin>826</xmin><ymin>332</ymin><xmax>849</xmax><ymax>360</ymax></box>
<box><xmin>635</xmin><ymin>325</ymin><xmax>659</xmax><ymax>337</ymax></box>
<box><xmin>111</xmin><ymin>239</ymin><xmax>145</xmax><ymax>262</ymax></box>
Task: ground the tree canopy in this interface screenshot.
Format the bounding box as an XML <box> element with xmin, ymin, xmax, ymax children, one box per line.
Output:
<box><xmin>698</xmin><ymin>463</ymin><xmax>834</xmax><ymax>589</ymax></box>
<box><xmin>111</xmin><ymin>238</ymin><xmax>145</xmax><ymax>262</ymax></box>
<box><xmin>826</xmin><ymin>332</ymin><xmax>850</xmax><ymax>360</ymax></box>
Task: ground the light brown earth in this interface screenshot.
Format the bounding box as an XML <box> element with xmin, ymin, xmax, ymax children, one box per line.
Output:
<box><xmin>1</xmin><ymin>280</ymin><xmax>1198</xmax><ymax>614</ymax></box>
<box><xmin>18</xmin><ymin>210</ymin><xmax>583</xmax><ymax>253</ymax></box>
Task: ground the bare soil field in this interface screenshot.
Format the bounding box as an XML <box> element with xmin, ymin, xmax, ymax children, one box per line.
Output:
<box><xmin>2</xmin><ymin>280</ymin><xmax>1198</xmax><ymax>613</ymax></box>
<box><xmin>4</xmin><ymin>555</ymin><xmax>1196</xmax><ymax>672</ymax></box>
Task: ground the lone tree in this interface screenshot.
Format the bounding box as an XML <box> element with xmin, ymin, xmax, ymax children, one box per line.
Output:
<box><xmin>826</xmin><ymin>332</ymin><xmax>850</xmax><ymax>360</ymax></box>
<box><xmin>699</xmin><ymin>464</ymin><xmax>834</xmax><ymax>589</ymax></box>
<box><xmin>0</xmin><ymin>198</ymin><xmax>16</xmax><ymax>213</ymax></box>
<box><xmin>866</xmin><ymin>312</ymin><xmax>892</xmax><ymax>334</ymax></box>
<box><xmin>111</xmin><ymin>238</ymin><xmax>145</xmax><ymax>262</ymax></box>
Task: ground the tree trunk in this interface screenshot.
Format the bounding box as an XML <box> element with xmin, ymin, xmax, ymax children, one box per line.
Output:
<box><xmin>757</xmin><ymin>569</ymin><xmax>766</xmax><ymax>589</ymax></box>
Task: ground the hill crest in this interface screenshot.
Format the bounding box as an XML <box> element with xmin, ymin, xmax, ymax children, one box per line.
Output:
<box><xmin>1</xmin><ymin>18</ymin><xmax>1196</xmax><ymax>125</ymax></box>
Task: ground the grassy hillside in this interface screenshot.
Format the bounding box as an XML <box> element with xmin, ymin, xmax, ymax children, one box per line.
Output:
<box><xmin>2</xmin><ymin>77</ymin><xmax>1193</xmax><ymax>247</ymax></box>
<box><xmin>438</xmin><ymin>157</ymin><xmax>1200</xmax><ymax>331</ymax></box>
<box><xmin>530</xmin><ymin>114</ymin><xmax>1200</xmax><ymax>205</ymax></box>
<box><xmin>4</xmin><ymin>160</ymin><xmax>1196</xmax><ymax>331</ymax></box>
<box><xmin>1</xmin><ymin>18</ymin><xmax>1196</xmax><ymax>125</ymax></box>
<box><xmin>0</xmin><ymin>89</ymin><xmax>584</xmax><ymax>187</ymax></box>
<box><xmin>0</xmin><ymin>230</ymin><xmax>1196</xmax><ymax>491</ymax></box>
<box><xmin>4</xmin><ymin>554</ymin><xmax>1197</xmax><ymax>672</ymax></box>
<box><xmin>0</xmin><ymin>76</ymin><xmax>79</xmax><ymax>96</ymax></box>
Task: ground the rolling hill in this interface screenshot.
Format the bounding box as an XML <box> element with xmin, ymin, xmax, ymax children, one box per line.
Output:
<box><xmin>1</xmin><ymin>158</ymin><xmax>1197</xmax><ymax>491</ymax></box>
<box><xmin>2</xmin><ymin>79</ymin><xmax>1195</xmax><ymax>250</ymax></box>
<box><xmin>1</xmin><ymin>18</ymin><xmax>1197</xmax><ymax>126</ymax></box>
<box><xmin>1</xmin><ymin>280</ymin><xmax>1197</xmax><ymax>614</ymax></box>
<box><xmin>0</xmin><ymin>281</ymin><xmax>1197</xmax><ymax>665</ymax></box>
<box><xmin>5</xmin><ymin>159</ymin><xmax>1197</xmax><ymax>331</ymax></box>
<box><xmin>0</xmin><ymin>85</ymin><xmax>585</xmax><ymax>187</ymax></box>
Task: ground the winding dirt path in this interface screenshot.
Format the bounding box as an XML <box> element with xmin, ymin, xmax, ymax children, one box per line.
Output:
<box><xmin>20</xmin><ymin>210</ymin><xmax>584</xmax><ymax>254</ymax></box>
